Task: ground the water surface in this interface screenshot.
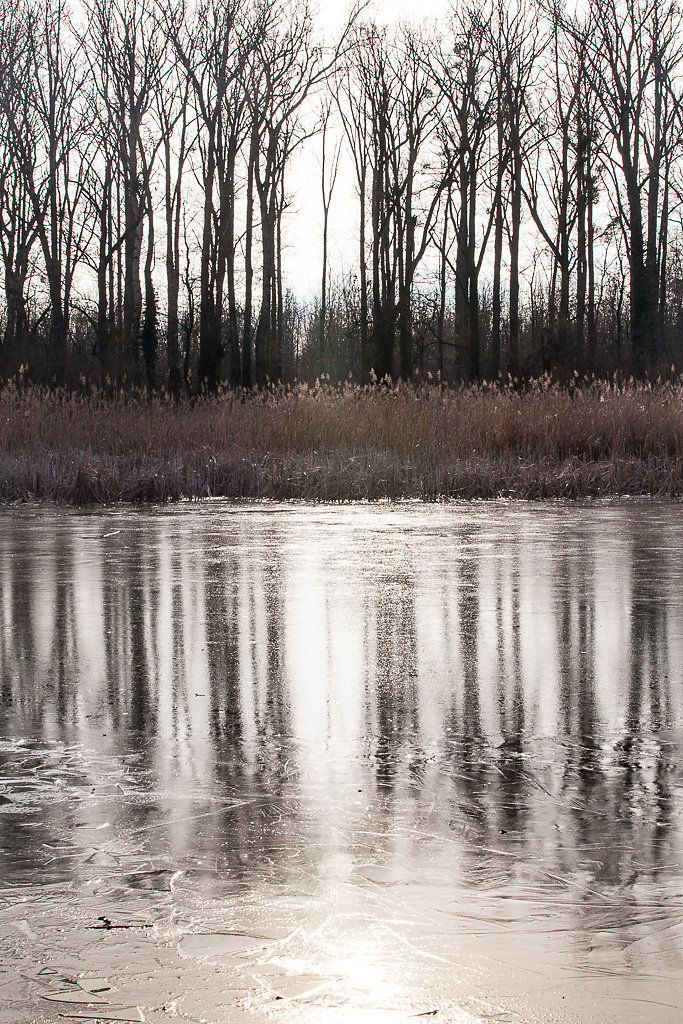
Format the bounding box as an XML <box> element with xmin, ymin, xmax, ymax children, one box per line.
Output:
<box><xmin>1</xmin><ymin>500</ymin><xmax>682</xmax><ymax>1023</ymax></box>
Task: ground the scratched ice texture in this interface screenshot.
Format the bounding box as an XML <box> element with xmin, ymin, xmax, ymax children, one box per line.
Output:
<box><xmin>0</xmin><ymin>500</ymin><xmax>682</xmax><ymax>1023</ymax></box>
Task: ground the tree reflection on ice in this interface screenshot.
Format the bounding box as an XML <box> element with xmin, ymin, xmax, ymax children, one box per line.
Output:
<box><xmin>0</xmin><ymin>500</ymin><xmax>682</xmax><ymax>1022</ymax></box>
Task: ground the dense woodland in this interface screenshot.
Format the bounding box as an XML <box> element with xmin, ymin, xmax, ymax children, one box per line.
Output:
<box><xmin>1</xmin><ymin>0</ymin><xmax>683</xmax><ymax>390</ymax></box>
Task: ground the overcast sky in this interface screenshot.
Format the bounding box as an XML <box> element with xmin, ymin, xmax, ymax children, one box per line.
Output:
<box><xmin>317</xmin><ymin>0</ymin><xmax>451</xmax><ymax>32</ymax></box>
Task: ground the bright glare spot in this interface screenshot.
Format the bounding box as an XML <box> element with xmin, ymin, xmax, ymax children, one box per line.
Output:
<box><xmin>274</xmin><ymin>945</ymin><xmax>486</xmax><ymax>1023</ymax></box>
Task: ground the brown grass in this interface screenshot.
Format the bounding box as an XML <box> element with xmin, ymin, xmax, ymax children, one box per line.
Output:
<box><xmin>1</xmin><ymin>374</ymin><xmax>682</xmax><ymax>503</ymax></box>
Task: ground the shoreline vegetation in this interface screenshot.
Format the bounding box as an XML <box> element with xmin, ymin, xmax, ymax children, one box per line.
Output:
<box><xmin>1</xmin><ymin>376</ymin><xmax>682</xmax><ymax>504</ymax></box>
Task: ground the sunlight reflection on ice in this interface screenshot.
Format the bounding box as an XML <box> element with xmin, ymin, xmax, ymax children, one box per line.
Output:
<box><xmin>1</xmin><ymin>501</ymin><xmax>683</xmax><ymax>1023</ymax></box>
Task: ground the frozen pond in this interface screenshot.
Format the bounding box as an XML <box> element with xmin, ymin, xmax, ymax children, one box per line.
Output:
<box><xmin>1</xmin><ymin>500</ymin><xmax>682</xmax><ymax>1024</ymax></box>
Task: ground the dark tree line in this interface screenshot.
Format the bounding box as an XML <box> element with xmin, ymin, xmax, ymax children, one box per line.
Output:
<box><xmin>1</xmin><ymin>0</ymin><xmax>683</xmax><ymax>390</ymax></box>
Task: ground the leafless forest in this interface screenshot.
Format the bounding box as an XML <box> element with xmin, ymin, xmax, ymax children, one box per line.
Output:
<box><xmin>1</xmin><ymin>0</ymin><xmax>682</xmax><ymax>391</ymax></box>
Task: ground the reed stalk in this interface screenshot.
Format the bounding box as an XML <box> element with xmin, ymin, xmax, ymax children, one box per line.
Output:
<box><xmin>2</xmin><ymin>375</ymin><xmax>682</xmax><ymax>503</ymax></box>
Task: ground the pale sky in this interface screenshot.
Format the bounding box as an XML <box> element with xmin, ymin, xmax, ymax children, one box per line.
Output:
<box><xmin>317</xmin><ymin>0</ymin><xmax>451</xmax><ymax>32</ymax></box>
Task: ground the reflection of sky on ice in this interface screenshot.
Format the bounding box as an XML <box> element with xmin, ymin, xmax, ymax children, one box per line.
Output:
<box><xmin>1</xmin><ymin>501</ymin><xmax>683</xmax><ymax>1022</ymax></box>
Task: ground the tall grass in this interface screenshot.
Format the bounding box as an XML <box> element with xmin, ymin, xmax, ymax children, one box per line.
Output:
<box><xmin>1</xmin><ymin>374</ymin><xmax>682</xmax><ymax>502</ymax></box>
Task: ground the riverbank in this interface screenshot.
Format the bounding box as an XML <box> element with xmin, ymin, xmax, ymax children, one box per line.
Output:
<box><xmin>1</xmin><ymin>376</ymin><xmax>682</xmax><ymax>502</ymax></box>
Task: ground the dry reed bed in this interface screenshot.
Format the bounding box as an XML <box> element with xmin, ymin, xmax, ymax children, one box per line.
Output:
<box><xmin>1</xmin><ymin>376</ymin><xmax>682</xmax><ymax>502</ymax></box>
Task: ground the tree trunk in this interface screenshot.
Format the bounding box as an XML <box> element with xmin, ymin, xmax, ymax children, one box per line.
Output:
<box><xmin>359</xmin><ymin>166</ymin><xmax>369</xmax><ymax>382</ymax></box>
<box><xmin>437</xmin><ymin>202</ymin><xmax>448</xmax><ymax>379</ymax></box>
<box><xmin>587</xmin><ymin>151</ymin><xmax>596</xmax><ymax>356</ymax></box>
<box><xmin>3</xmin><ymin>268</ymin><xmax>28</xmax><ymax>351</ymax></box>
<box><xmin>242</xmin><ymin>128</ymin><xmax>257</xmax><ymax>388</ymax></box>
<box><xmin>558</xmin><ymin>137</ymin><xmax>571</xmax><ymax>366</ymax></box>
<box><xmin>645</xmin><ymin>47</ymin><xmax>662</xmax><ymax>363</ymax></box>
<box><xmin>397</xmin><ymin>157</ymin><xmax>415</xmax><ymax>381</ymax></box>
<box><xmin>509</xmin><ymin>138</ymin><xmax>522</xmax><ymax>378</ymax></box>
<box><xmin>467</xmin><ymin>173</ymin><xmax>480</xmax><ymax>381</ymax></box>
<box><xmin>576</xmin><ymin>125</ymin><xmax>587</xmax><ymax>371</ymax></box>
<box><xmin>658</xmin><ymin>168</ymin><xmax>669</xmax><ymax>317</ymax></box>
<box><xmin>141</xmin><ymin>198</ymin><xmax>156</xmax><ymax>390</ymax></box>
<box><xmin>165</xmin><ymin>148</ymin><xmax>181</xmax><ymax>395</ymax></box>
<box><xmin>626</xmin><ymin>165</ymin><xmax>650</xmax><ymax>375</ymax></box>
<box><xmin>491</xmin><ymin>109</ymin><xmax>504</xmax><ymax>379</ymax></box>
<box><xmin>224</xmin><ymin>143</ymin><xmax>241</xmax><ymax>387</ymax></box>
<box><xmin>96</xmin><ymin>163</ymin><xmax>110</xmax><ymax>363</ymax></box>
<box><xmin>123</xmin><ymin>121</ymin><xmax>143</xmax><ymax>374</ymax></box>
<box><xmin>255</xmin><ymin>188</ymin><xmax>275</xmax><ymax>386</ymax></box>
<box><xmin>198</xmin><ymin>144</ymin><xmax>219</xmax><ymax>388</ymax></box>
<box><xmin>320</xmin><ymin>190</ymin><xmax>329</xmax><ymax>373</ymax></box>
<box><xmin>275</xmin><ymin>194</ymin><xmax>284</xmax><ymax>381</ymax></box>
<box><xmin>455</xmin><ymin>147</ymin><xmax>470</xmax><ymax>379</ymax></box>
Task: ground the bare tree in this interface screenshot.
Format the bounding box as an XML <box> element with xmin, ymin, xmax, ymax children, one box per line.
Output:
<box><xmin>337</xmin><ymin>31</ymin><xmax>373</xmax><ymax>380</ymax></box>
<box><xmin>523</xmin><ymin>3</ymin><xmax>588</xmax><ymax>368</ymax></box>
<box><xmin>393</xmin><ymin>25</ymin><xmax>447</xmax><ymax>381</ymax></box>
<box><xmin>164</xmin><ymin>0</ymin><xmax>256</xmax><ymax>389</ymax></box>
<box><xmin>490</xmin><ymin>1</ymin><xmax>543</xmax><ymax>377</ymax></box>
<box><xmin>247</xmin><ymin>2</ymin><xmax>317</xmax><ymax>384</ymax></box>
<box><xmin>360</xmin><ymin>24</ymin><xmax>398</xmax><ymax>379</ymax></box>
<box><xmin>246</xmin><ymin>0</ymin><xmax>359</xmax><ymax>385</ymax></box>
<box><xmin>2</xmin><ymin>0</ymin><xmax>683</xmax><ymax>386</ymax></box>
<box><xmin>436</xmin><ymin>5</ymin><xmax>494</xmax><ymax>381</ymax></box>
<box><xmin>317</xmin><ymin>100</ymin><xmax>342</xmax><ymax>373</ymax></box>
<box><xmin>349</xmin><ymin>23</ymin><xmax>445</xmax><ymax>380</ymax></box>
<box><xmin>0</xmin><ymin>1</ymin><xmax>39</xmax><ymax>355</ymax></box>
<box><xmin>573</xmin><ymin>0</ymin><xmax>683</xmax><ymax>372</ymax></box>
<box><xmin>1</xmin><ymin>0</ymin><xmax>95</xmax><ymax>374</ymax></box>
<box><xmin>152</xmin><ymin>22</ymin><xmax>192</xmax><ymax>394</ymax></box>
<box><xmin>573</xmin><ymin>25</ymin><xmax>602</xmax><ymax>366</ymax></box>
<box><xmin>90</xmin><ymin>0</ymin><xmax>163</xmax><ymax>379</ymax></box>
